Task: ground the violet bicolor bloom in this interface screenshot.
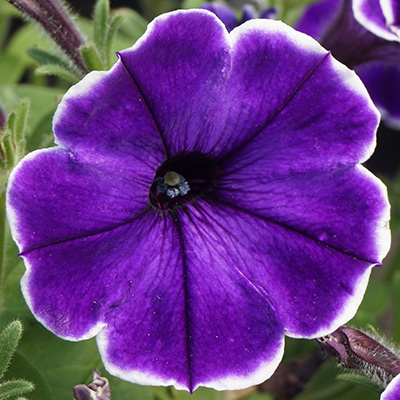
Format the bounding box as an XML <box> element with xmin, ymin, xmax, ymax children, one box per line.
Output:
<box><xmin>297</xmin><ymin>0</ymin><xmax>400</xmax><ymax>128</ymax></box>
<box><xmin>6</xmin><ymin>9</ymin><xmax>390</xmax><ymax>392</ymax></box>
<box><xmin>382</xmin><ymin>374</ymin><xmax>400</xmax><ymax>400</ymax></box>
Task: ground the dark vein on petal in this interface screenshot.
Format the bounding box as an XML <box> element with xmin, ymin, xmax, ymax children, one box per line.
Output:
<box><xmin>205</xmin><ymin>195</ymin><xmax>380</xmax><ymax>266</ymax></box>
<box><xmin>172</xmin><ymin>211</ymin><xmax>194</xmax><ymax>392</ymax></box>
<box><xmin>218</xmin><ymin>51</ymin><xmax>331</xmax><ymax>165</ymax></box>
<box><xmin>118</xmin><ymin>55</ymin><xmax>170</xmax><ymax>159</ymax></box>
<box><xmin>19</xmin><ymin>207</ymin><xmax>152</xmax><ymax>256</ymax></box>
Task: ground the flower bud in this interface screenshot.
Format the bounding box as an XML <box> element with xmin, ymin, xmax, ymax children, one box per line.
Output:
<box><xmin>73</xmin><ymin>370</ymin><xmax>110</xmax><ymax>400</ymax></box>
<box><xmin>318</xmin><ymin>326</ymin><xmax>400</xmax><ymax>386</ymax></box>
<box><xmin>7</xmin><ymin>0</ymin><xmax>87</xmax><ymax>72</ymax></box>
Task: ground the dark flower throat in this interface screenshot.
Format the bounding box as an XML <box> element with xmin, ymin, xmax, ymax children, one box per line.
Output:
<box><xmin>149</xmin><ymin>152</ymin><xmax>217</xmax><ymax>211</ymax></box>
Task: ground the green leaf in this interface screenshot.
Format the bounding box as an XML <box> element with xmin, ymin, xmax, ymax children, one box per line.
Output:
<box><xmin>336</xmin><ymin>373</ymin><xmax>383</xmax><ymax>393</ymax></box>
<box><xmin>106</xmin><ymin>15</ymin><xmax>124</xmax><ymax>68</ymax></box>
<box><xmin>4</xmin><ymin>350</ymin><xmax>52</xmax><ymax>400</ymax></box>
<box><xmin>293</xmin><ymin>358</ymin><xmax>380</xmax><ymax>400</ymax></box>
<box><xmin>34</xmin><ymin>64</ymin><xmax>80</xmax><ymax>84</ymax></box>
<box><xmin>181</xmin><ymin>0</ymin><xmax>204</xmax><ymax>8</ymax></box>
<box><xmin>80</xmin><ymin>44</ymin><xmax>105</xmax><ymax>72</ymax></box>
<box><xmin>26</xmin><ymin>110</ymin><xmax>55</xmax><ymax>152</ymax></box>
<box><xmin>393</xmin><ymin>271</ymin><xmax>400</xmax><ymax>343</ymax></box>
<box><xmin>0</xmin><ymin>1</ymin><xmax>22</xmax><ymax>18</ymax></box>
<box><xmin>26</xmin><ymin>47</ymin><xmax>79</xmax><ymax>75</ymax></box>
<box><xmin>0</xmin><ymin>380</ymin><xmax>34</xmax><ymax>399</ymax></box>
<box><xmin>0</xmin><ymin>84</ymin><xmax>64</xmax><ymax>139</ymax></box>
<box><xmin>0</xmin><ymin>320</ymin><xmax>22</xmax><ymax>379</ymax></box>
<box><xmin>244</xmin><ymin>393</ymin><xmax>274</xmax><ymax>400</ymax></box>
<box><xmin>111</xmin><ymin>8</ymin><xmax>148</xmax><ymax>47</ymax></box>
<box><xmin>8</xmin><ymin>98</ymin><xmax>30</xmax><ymax>155</ymax></box>
<box><xmin>4</xmin><ymin>23</ymin><xmax>54</xmax><ymax>73</ymax></box>
<box><xmin>350</xmin><ymin>278</ymin><xmax>391</xmax><ymax>326</ymax></box>
<box><xmin>93</xmin><ymin>0</ymin><xmax>110</xmax><ymax>63</ymax></box>
<box><xmin>0</xmin><ymin>55</ymin><xmax>25</xmax><ymax>85</ymax></box>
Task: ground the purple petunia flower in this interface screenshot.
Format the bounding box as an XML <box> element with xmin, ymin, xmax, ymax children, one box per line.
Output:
<box><xmin>382</xmin><ymin>374</ymin><xmax>400</xmax><ymax>399</ymax></box>
<box><xmin>296</xmin><ymin>0</ymin><xmax>400</xmax><ymax>128</ymax></box>
<box><xmin>6</xmin><ymin>9</ymin><xmax>390</xmax><ymax>392</ymax></box>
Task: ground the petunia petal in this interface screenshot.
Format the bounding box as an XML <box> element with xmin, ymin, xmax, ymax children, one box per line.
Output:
<box><xmin>353</xmin><ymin>0</ymin><xmax>400</xmax><ymax>41</ymax></box>
<box><xmin>356</xmin><ymin>61</ymin><xmax>400</xmax><ymax>128</ymax></box>
<box><xmin>117</xmin><ymin>10</ymin><xmax>232</xmax><ymax>157</ymax></box>
<box><xmin>296</xmin><ymin>0</ymin><xmax>400</xmax><ymax>68</ymax></box>
<box><xmin>208</xmin><ymin>19</ymin><xmax>332</xmax><ymax>157</ymax></box>
<box><xmin>179</xmin><ymin>200</ymin><xmax>375</xmax><ymax>338</ymax></box>
<box><xmin>381</xmin><ymin>374</ymin><xmax>400</xmax><ymax>400</ymax></box>
<box><xmin>95</xmin><ymin>213</ymin><xmax>193</xmax><ymax>390</ymax></box>
<box><xmin>216</xmin><ymin>50</ymin><xmax>379</xmax><ymax>176</ymax></box>
<box><xmin>381</xmin><ymin>0</ymin><xmax>400</xmax><ymax>36</ymax></box>
<box><xmin>117</xmin><ymin>12</ymin><xmax>355</xmax><ymax>159</ymax></box>
<box><xmin>200</xmin><ymin>3</ymin><xmax>238</xmax><ymax>32</ymax></box>
<box><xmin>18</xmin><ymin>210</ymin><xmax>167</xmax><ymax>340</ymax></box>
<box><xmin>295</xmin><ymin>0</ymin><xmax>343</xmax><ymax>41</ymax></box>
<box><xmin>176</xmin><ymin>202</ymin><xmax>285</xmax><ymax>390</ymax></box>
<box><xmin>99</xmin><ymin>206</ymin><xmax>284</xmax><ymax>391</ymax></box>
<box><xmin>6</xmin><ymin>148</ymin><xmax>152</xmax><ymax>252</ymax></box>
<box><xmin>52</xmin><ymin>59</ymin><xmax>165</xmax><ymax>168</ymax></box>
<box><xmin>216</xmin><ymin>166</ymin><xmax>390</xmax><ymax>265</ymax></box>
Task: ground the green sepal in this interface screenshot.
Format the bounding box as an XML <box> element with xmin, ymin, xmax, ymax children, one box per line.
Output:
<box><xmin>8</xmin><ymin>98</ymin><xmax>29</xmax><ymax>153</ymax></box>
<box><xmin>93</xmin><ymin>0</ymin><xmax>110</xmax><ymax>63</ymax></box>
<box><xmin>34</xmin><ymin>64</ymin><xmax>80</xmax><ymax>84</ymax></box>
<box><xmin>336</xmin><ymin>373</ymin><xmax>383</xmax><ymax>393</ymax></box>
<box><xmin>0</xmin><ymin>380</ymin><xmax>34</xmax><ymax>400</ymax></box>
<box><xmin>2</xmin><ymin>98</ymin><xmax>30</xmax><ymax>168</ymax></box>
<box><xmin>0</xmin><ymin>320</ymin><xmax>23</xmax><ymax>379</ymax></box>
<box><xmin>80</xmin><ymin>44</ymin><xmax>104</xmax><ymax>72</ymax></box>
<box><xmin>0</xmin><ymin>132</ymin><xmax>15</xmax><ymax>171</ymax></box>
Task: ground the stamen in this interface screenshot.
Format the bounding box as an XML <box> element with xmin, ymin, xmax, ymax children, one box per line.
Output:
<box><xmin>155</xmin><ymin>171</ymin><xmax>190</xmax><ymax>199</ymax></box>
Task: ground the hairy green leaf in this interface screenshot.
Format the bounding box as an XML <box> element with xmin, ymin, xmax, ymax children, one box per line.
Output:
<box><xmin>0</xmin><ymin>379</ymin><xmax>34</xmax><ymax>399</ymax></box>
<box><xmin>35</xmin><ymin>64</ymin><xmax>80</xmax><ymax>84</ymax></box>
<box><xmin>93</xmin><ymin>0</ymin><xmax>110</xmax><ymax>63</ymax></box>
<box><xmin>0</xmin><ymin>320</ymin><xmax>22</xmax><ymax>379</ymax></box>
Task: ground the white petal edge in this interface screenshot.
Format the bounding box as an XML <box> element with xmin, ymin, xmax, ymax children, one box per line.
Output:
<box><xmin>353</xmin><ymin>0</ymin><xmax>400</xmax><ymax>42</ymax></box>
<box><xmin>52</xmin><ymin>66</ymin><xmax>115</xmax><ymax>147</ymax></box>
<box><xmin>379</xmin><ymin>106</ymin><xmax>400</xmax><ymax>129</ymax></box>
<box><xmin>381</xmin><ymin>0</ymin><xmax>400</xmax><ymax>37</ymax></box>
<box><xmin>286</xmin><ymin>166</ymin><xmax>391</xmax><ymax>340</ymax></box>
<box><xmin>230</xmin><ymin>18</ymin><xmax>327</xmax><ymax>58</ymax></box>
<box><xmin>20</xmin><ymin>254</ymin><xmax>107</xmax><ymax>341</ymax></box>
<box><xmin>5</xmin><ymin>147</ymin><xmax>64</xmax><ymax>252</ymax></box>
<box><xmin>194</xmin><ymin>339</ymin><xmax>284</xmax><ymax>391</ymax></box>
<box><xmin>97</xmin><ymin>329</ymin><xmax>284</xmax><ymax>391</ymax></box>
<box><xmin>6</xmin><ymin>147</ymin><xmax>108</xmax><ymax>342</ymax></box>
<box><xmin>324</xmin><ymin>53</ymin><xmax>381</xmax><ymax>164</ymax></box>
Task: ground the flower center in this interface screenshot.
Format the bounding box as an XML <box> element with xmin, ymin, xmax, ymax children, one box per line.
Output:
<box><xmin>149</xmin><ymin>152</ymin><xmax>217</xmax><ymax>211</ymax></box>
<box><xmin>155</xmin><ymin>171</ymin><xmax>190</xmax><ymax>199</ymax></box>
